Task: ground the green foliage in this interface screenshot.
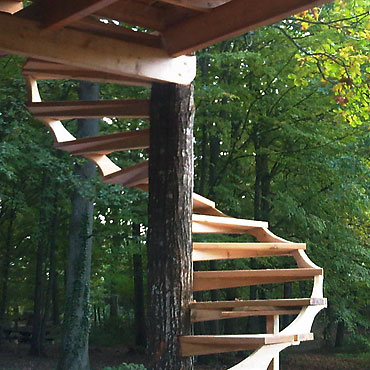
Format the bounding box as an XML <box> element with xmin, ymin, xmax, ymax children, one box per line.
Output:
<box><xmin>99</xmin><ymin>363</ymin><xmax>146</xmax><ymax>370</ymax></box>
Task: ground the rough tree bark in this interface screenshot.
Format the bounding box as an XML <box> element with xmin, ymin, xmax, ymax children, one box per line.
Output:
<box><xmin>57</xmin><ymin>81</ymin><xmax>99</xmax><ymax>370</ymax></box>
<box><xmin>147</xmin><ymin>82</ymin><xmax>194</xmax><ymax>370</ymax></box>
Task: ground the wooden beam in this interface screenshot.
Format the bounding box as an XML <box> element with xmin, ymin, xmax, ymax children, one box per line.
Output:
<box><xmin>193</xmin><ymin>242</ymin><xmax>306</xmax><ymax>261</ymax></box>
<box><xmin>193</xmin><ymin>268</ymin><xmax>323</xmax><ymax>291</ymax></box>
<box><xmin>22</xmin><ymin>58</ymin><xmax>151</xmax><ymax>87</ymax></box>
<box><xmin>162</xmin><ymin>0</ymin><xmax>331</xmax><ymax>56</ymax></box>
<box><xmin>0</xmin><ymin>12</ymin><xmax>196</xmax><ymax>85</ymax></box>
<box><xmin>22</xmin><ymin>0</ymin><xmax>120</xmax><ymax>30</ymax></box>
<box><xmin>0</xmin><ymin>0</ymin><xmax>22</xmax><ymax>14</ymax></box>
<box><xmin>159</xmin><ymin>0</ymin><xmax>230</xmax><ymax>11</ymax></box>
<box><xmin>28</xmin><ymin>99</ymin><xmax>150</xmax><ymax>120</ymax></box>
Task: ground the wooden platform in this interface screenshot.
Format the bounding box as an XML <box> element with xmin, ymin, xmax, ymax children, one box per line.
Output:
<box><xmin>102</xmin><ymin>161</ymin><xmax>148</xmax><ymax>187</ymax></box>
<box><xmin>193</xmin><ymin>268</ymin><xmax>323</xmax><ymax>291</ymax></box>
<box><xmin>193</xmin><ymin>242</ymin><xmax>306</xmax><ymax>261</ymax></box>
<box><xmin>54</xmin><ymin>129</ymin><xmax>149</xmax><ymax>155</ymax></box>
<box><xmin>180</xmin><ymin>332</ymin><xmax>314</xmax><ymax>356</ymax></box>
<box><xmin>28</xmin><ymin>99</ymin><xmax>150</xmax><ymax>119</ymax></box>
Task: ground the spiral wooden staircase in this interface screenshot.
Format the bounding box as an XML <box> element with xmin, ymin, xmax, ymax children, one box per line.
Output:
<box><xmin>23</xmin><ymin>59</ymin><xmax>326</xmax><ymax>369</ymax></box>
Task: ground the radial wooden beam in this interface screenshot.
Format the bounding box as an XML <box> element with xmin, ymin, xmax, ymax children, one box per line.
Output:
<box><xmin>102</xmin><ymin>161</ymin><xmax>148</xmax><ymax>187</ymax></box>
<box><xmin>160</xmin><ymin>0</ymin><xmax>230</xmax><ymax>11</ymax></box>
<box><xmin>23</xmin><ymin>0</ymin><xmax>120</xmax><ymax>31</ymax></box>
<box><xmin>0</xmin><ymin>12</ymin><xmax>196</xmax><ymax>84</ymax></box>
<box><xmin>180</xmin><ymin>333</ymin><xmax>313</xmax><ymax>356</ymax></box>
<box><xmin>0</xmin><ymin>0</ymin><xmax>22</xmax><ymax>13</ymax></box>
<box><xmin>22</xmin><ymin>59</ymin><xmax>151</xmax><ymax>87</ymax></box>
<box><xmin>28</xmin><ymin>99</ymin><xmax>150</xmax><ymax>120</ymax></box>
<box><xmin>193</xmin><ymin>242</ymin><xmax>306</xmax><ymax>261</ymax></box>
<box><xmin>192</xmin><ymin>214</ymin><xmax>268</xmax><ymax>234</ymax></box>
<box><xmin>193</xmin><ymin>268</ymin><xmax>323</xmax><ymax>291</ymax></box>
<box><xmin>162</xmin><ymin>0</ymin><xmax>331</xmax><ymax>56</ymax></box>
<box><xmin>192</xmin><ymin>193</ymin><xmax>227</xmax><ymax>217</ymax></box>
<box><xmin>54</xmin><ymin>129</ymin><xmax>149</xmax><ymax>155</ymax></box>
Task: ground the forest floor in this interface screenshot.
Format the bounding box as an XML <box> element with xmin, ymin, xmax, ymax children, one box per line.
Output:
<box><xmin>0</xmin><ymin>342</ymin><xmax>369</xmax><ymax>370</ymax></box>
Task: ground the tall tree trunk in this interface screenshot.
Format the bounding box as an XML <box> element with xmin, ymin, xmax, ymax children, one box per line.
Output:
<box><xmin>147</xmin><ymin>82</ymin><xmax>194</xmax><ymax>370</ymax></box>
<box><xmin>30</xmin><ymin>172</ymin><xmax>48</xmax><ymax>356</ymax></box>
<box><xmin>57</xmin><ymin>81</ymin><xmax>99</xmax><ymax>370</ymax></box>
<box><xmin>0</xmin><ymin>205</ymin><xmax>15</xmax><ymax>344</ymax></box>
<box><xmin>335</xmin><ymin>320</ymin><xmax>345</xmax><ymax>348</ymax></box>
<box><xmin>133</xmin><ymin>253</ymin><xmax>146</xmax><ymax>347</ymax></box>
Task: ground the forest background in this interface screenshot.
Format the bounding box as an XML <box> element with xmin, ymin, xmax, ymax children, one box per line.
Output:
<box><xmin>0</xmin><ymin>0</ymin><xmax>369</xmax><ymax>368</ymax></box>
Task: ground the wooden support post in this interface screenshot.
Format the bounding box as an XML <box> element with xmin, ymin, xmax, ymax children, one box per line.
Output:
<box><xmin>147</xmin><ymin>83</ymin><xmax>195</xmax><ymax>370</ymax></box>
<box><xmin>267</xmin><ymin>315</ymin><xmax>280</xmax><ymax>370</ymax></box>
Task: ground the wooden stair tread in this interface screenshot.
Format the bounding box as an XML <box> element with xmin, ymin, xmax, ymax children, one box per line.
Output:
<box><xmin>180</xmin><ymin>333</ymin><xmax>314</xmax><ymax>356</ymax></box>
<box><xmin>103</xmin><ymin>161</ymin><xmax>148</xmax><ymax>187</ymax></box>
<box><xmin>54</xmin><ymin>129</ymin><xmax>149</xmax><ymax>155</ymax></box>
<box><xmin>192</xmin><ymin>193</ymin><xmax>227</xmax><ymax>217</ymax></box>
<box><xmin>190</xmin><ymin>298</ymin><xmax>327</xmax><ymax>309</ymax></box>
<box><xmin>189</xmin><ymin>298</ymin><xmax>327</xmax><ymax>322</ymax></box>
<box><xmin>192</xmin><ymin>214</ymin><xmax>268</xmax><ymax>234</ymax></box>
<box><xmin>193</xmin><ymin>242</ymin><xmax>306</xmax><ymax>261</ymax></box>
<box><xmin>193</xmin><ymin>268</ymin><xmax>323</xmax><ymax>291</ymax></box>
<box><xmin>27</xmin><ymin>99</ymin><xmax>150</xmax><ymax>119</ymax></box>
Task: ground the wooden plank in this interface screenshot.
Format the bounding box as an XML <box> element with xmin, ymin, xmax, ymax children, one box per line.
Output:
<box><xmin>192</xmin><ymin>214</ymin><xmax>268</xmax><ymax>234</ymax></box>
<box><xmin>23</xmin><ymin>0</ymin><xmax>121</xmax><ymax>31</ymax></box>
<box><xmin>162</xmin><ymin>0</ymin><xmax>331</xmax><ymax>56</ymax></box>
<box><xmin>193</xmin><ymin>268</ymin><xmax>323</xmax><ymax>291</ymax></box>
<box><xmin>22</xmin><ymin>58</ymin><xmax>151</xmax><ymax>87</ymax></box>
<box><xmin>193</xmin><ymin>242</ymin><xmax>306</xmax><ymax>261</ymax></box>
<box><xmin>189</xmin><ymin>298</ymin><xmax>327</xmax><ymax>310</ymax></box>
<box><xmin>180</xmin><ymin>333</ymin><xmax>313</xmax><ymax>356</ymax></box>
<box><xmin>28</xmin><ymin>99</ymin><xmax>150</xmax><ymax>119</ymax></box>
<box><xmin>54</xmin><ymin>129</ymin><xmax>149</xmax><ymax>155</ymax></box>
<box><xmin>70</xmin><ymin>18</ymin><xmax>162</xmax><ymax>49</ymax></box>
<box><xmin>0</xmin><ymin>0</ymin><xmax>22</xmax><ymax>13</ymax></box>
<box><xmin>192</xmin><ymin>193</ymin><xmax>227</xmax><ymax>217</ymax></box>
<box><xmin>191</xmin><ymin>307</ymin><xmax>301</xmax><ymax>323</ymax></box>
<box><xmin>0</xmin><ymin>12</ymin><xmax>196</xmax><ymax>85</ymax></box>
<box><xmin>103</xmin><ymin>161</ymin><xmax>148</xmax><ymax>187</ymax></box>
<box><xmin>159</xmin><ymin>0</ymin><xmax>230</xmax><ymax>11</ymax></box>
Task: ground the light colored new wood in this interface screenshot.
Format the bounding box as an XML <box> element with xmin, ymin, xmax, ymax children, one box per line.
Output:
<box><xmin>192</xmin><ymin>193</ymin><xmax>227</xmax><ymax>217</ymax></box>
<box><xmin>103</xmin><ymin>161</ymin><xmax>148</xmax><ymax>187</ymax></box>
<box><xmin>189</xmin><ymin>298</ymin><xmax>327</xmax><ymax>310</ymax></box>
<box><xmin>248</xmin><ymin>227</ymin><xmax>290</xmax><ymax>243</ymax></box>
<box><xmin>160</xmin><ymin>0</ymin><xmax>230</xmax><ymax>11</ymax></box>
<box><xmin>23</xmin><ymin>59</ymin><xmax>151</xmax><ymax>87</ymax></box>
<box><xmin>0</xmin><ymin>0</ymin><xmax>22</xmax><ymax>13</ymax></box>
<box><xmin>180</xmin><ymin>333</ymin><xmax>313</xmax><ymax>356</ymax></box>
<box><xmin>266</xmin><ymin>316</ymin><xmax>280</xmax><ymax>370</ymax></box>
<box><xmin>193</xmin><ymin>268</ymin><xmax>322</xmax><ymax>291</ymax></box>
<box><xmin>192</xmin><ymin>214</ymin><xmax>268</xmax><ymax>234</ymax></box>
<box><xmin>28</xmin><ymin>99</ymin><xmax>150</xmax><ymax>120</ymax></box>
<box><xmin>25</xmin><ymin>0</ymin><xmax>120</xmax><ymax>31</ymax></box>
<box><xmin>0</xmin><ymin>12</ymin><xmax>196</xmax><ymax>84</ymax></box>
<box><xmin>54</xmin><ymin>129</ymin><xmax>149</xmax><ymax>155</ymax></box>
<box><xmin>163</xmin><ymin>0</ymin><xmax>331</xmax><ymax>56</ymax></box>
<box><xmin>193</xmin><ymin>242</ymin><xmax>306</xmax><ymax>261</ymax></box>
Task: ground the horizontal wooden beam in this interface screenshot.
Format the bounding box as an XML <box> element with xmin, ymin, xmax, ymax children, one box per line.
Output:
<box><xmin>102</xmin><ymin>161</ymin><xmax>148</xmax><ymax>187</ymax></box>
<box><xmin>193</xmin><ymin>242</ymin><xmax>306</xmax><ymax>261</ymax></box>
<box><xmin>55</xmin><ymin>129</ymin><xmax>149</xmax><ymax>155</ymax></box>
<box><xmin>0</xmin><ymin>0</ymin><xmax>22</xmax><ymax>14</ymax></box>
<box><xmin>162</xmin><ymin>0</ymin><xmax>331</xmax><ymax>56</ymax></box>
<box><xmin>193</xmin><ymin>268</ymin><xmax>323</xmax><ymax>291</ymax></box>
<box><xmin>22</xmin><ymin>58</ymin><xmax>151</xmax><ymax>87</ymax></box>
<box><xmin>180</xmin><ymin>333</ymin><xmax>313</xmax><ymax>356</ymax></box>
<box><xmin>0</xmin><ymin>12</ymin><xmax>196</xmax><ymax>84</ymax></box>
<box><xmin>28</xmin><ymin>99</ymin><xmax>150</xmax><ymax>120</ymax></box>
<box><xmin>160</xmin><ymin>0</ymin><xmax>230</xmax><ymax>11</ymax></box>
<box><xmin>25</xmin><ymin>0</ymin><xmax>120</xmax><ymax>31</ymax></box>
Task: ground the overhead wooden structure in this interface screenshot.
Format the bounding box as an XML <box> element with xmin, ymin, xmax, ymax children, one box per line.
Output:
<box><xmin>2</xmin><ymin>0</ymin><xmax>330</xmax><ymax>368</ymax></box>
<box><xmin>1</xmin><ymin>0</ymin><xmax>330</xmax><ymax>84</ymax></box>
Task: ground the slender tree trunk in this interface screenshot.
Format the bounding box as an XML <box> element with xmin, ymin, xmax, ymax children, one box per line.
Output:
<box><xmin>30</xmin><ymin>172</ymin><xmax>48</xmax><ymax>356</ymax></box>
<box><xmin>147</xmin><ymin>82</ymin><xmax>194</xmax><ymax>370</ymax></box>
<box><xmin>0</xmin><ymin>206</ymin><xmax>15</xmax><ymax>344</ymax></box>
<box><xmin>133</xmin><ymin>253</ymin><xmax>146</xmax><ymax>347</ymax></box>
<box><xmin>335</xmin><ymin>320</ymin><xmax>345</xmax><ymax>348</ymax></box>
<box><xmin>57</xmin><ymin>81</ymin><xmax>99</xmax><ymax>370</ymax></box>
